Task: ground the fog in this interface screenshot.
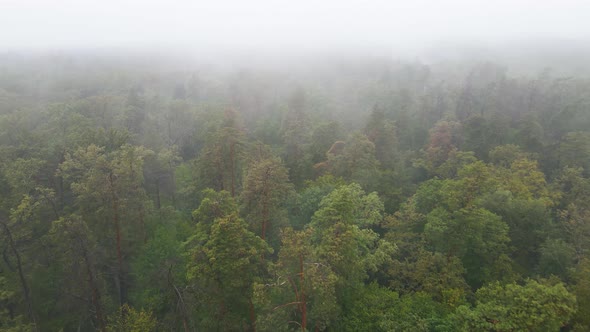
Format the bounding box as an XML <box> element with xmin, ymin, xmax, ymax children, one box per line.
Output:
<box><xmin>3</xmin><ymin>4</ymin><xmax>590</xmax><ymax>330</ymax></box>
<box><xmin>2</xmin><ymin>0</ymin><xmax>589</xmax><ymax>54</ymax></box>
<box><xmin>2</xmin><ymin>1</ymin><xmax>590</xmax><ymax>78</ymax></box>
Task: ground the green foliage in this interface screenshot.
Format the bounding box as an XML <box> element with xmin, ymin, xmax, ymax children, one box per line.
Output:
<box><xmin>334</xmin><ymin>283</ymin><xmax>398</xmax><ymax>332</ymax></box>
<box><xmin>255</xmin><ymin>227</ymin><xmax>340</xmax><ymax>331</ymax></box>
<box><xmin>425</xmin><ymin>207</ymin><xmax>510</xmax><ymax>287</ymax></box>
<box><xmin>481</xmin><ymin>191</ymin><xmax>554</xmax><ymax>274</ymax></box>
<box><xmin>554</xmin><ymin>167</ymin><xmax>590</xmax><ymax>210</ymax></box>
<box><xmin>310</xmin><ymin>183</ymin><xmax>396</xmax><ymax>324</ymax></box>
<box><xmin>2</xmin><ymin>54</ymin><xmax>590</xmax><ymax>331</ymax></box>
<box><xmin>455</xmin><ymin>279</ymin><xmax>576</xmax><ymax>331</ymax></box>
<box><xmin>47</xmin><ymin>214</ymin><xmax>109</xmax><ymax>331</ymax></box>
<box><xmin>241</xmin><ymin>157</ymin><xmax>294</xmax><ymax>244</ymax></box>
<box><xmin>559</xmin><ymin>131</ymin><xmax>590</xmax><ymax>174</ymax></box>
<box><xmin>489</xmin><ymin>144</ymin><xmax>532</xmax><ymax>167</ymax></box>
<box><xmin>537</xmin><ymin>239</ymin><xmax>576</xmax><ymax>279</ymax></box>
<box><xmin>186</xmin><ymin>212</ymin><xmax>271</xmax><ymax>330</ymax></box>
<box><xmin>559</xmin><ymin>203</ymin><xmax>590</xmax><ymax>261</ymax></box>
<box><xmin>310</xmin><ymin>184</ymin><xmax>388</xmax><ymax>281</ymax></box>
<box><xmin>364</xmin><ymin>108</ymin><xmax>398</xmax><ymax>168</ymax></box>
<box><xmin>107</xmin><ymin>304</ymin><xmax>157</xmax><ymax>332</ymax></box>
<box><xmin>0</xmin><ymin>277</ymin><xmax>34</xmax><ymax>332</ymax></box>
<box><xmin>381</xmin><ymin>292</ymin><xmax>458</xmax><ymax>332</ymax></box>
<box><xmin>572</xmin><ymin>258</ymin><xmax>590</xmax><ymax>330</ymax></box>
<box><xmin>462</xmin><ymin>115</ymin><xmax>506</xmax><ymax>159</ymax></box>
<box><xmin>129</xmin><ymin>222</ymin><xmax>184</xmax><ymax>318</ymax></box>
<box><xmin>282</xmin><ymin>89</ymin><xmax>312</xmax><ymax>187</ymax></box>
<box><xmin>288</xmin><ymin>175</ymin><xmax>345</xmax><ymax>229</ymax></box>
<box><xmin>327</xmin><ymin>133</ymin><xmax>381</xmax><ymax>188</ymax></box>
<box><xmin>309</xmin><ymin>121</ymin><xmax>342</xmax><ymax>164</ymax></box>
<box><xmin>192</xmin><ymin>189</ymin><xmax>237</xmax><ymax>233</ymax></box>
<box><xmin>194</xmin><ymin>112</ymin><xmax>246</xmax><ymax>195</ymax></box>
<box><xmin>424</xmin><ymin>120</ymin><xmax>463</xmax><ymax>170</ymax></box>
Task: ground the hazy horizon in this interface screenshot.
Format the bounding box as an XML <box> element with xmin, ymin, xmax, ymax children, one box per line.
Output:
<box><xmin>2</xmin><ymin>0</ymin><xmax>589</xmax><ymax>54</ymax></box>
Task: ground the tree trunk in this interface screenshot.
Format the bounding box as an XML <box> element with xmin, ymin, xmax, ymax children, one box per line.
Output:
<box><xmin>230</xmin><ymin>140</ymin><xmax>236</xmax><ymax>197</ymax></box>
<box><xmin>139</xmin><ymin>206</ymin><xmax>146</xmax><ymax>244</ymax></box>
<box><xmin>80</xmin><ymin>241</ymin><xmax>106</xmax><ymax>332</ymax></box>
<box><xmin>168</xmin><ymin>265</ymin><xmax>190</xmax><ymax>332</ymax></box>
<box><xmin>261</xmin><ymin>197</ymin><xmax>269</xmax><ymax>241</ymax></box>
<box><xmin>155</xmin><ymin>178</ymin><xmax>161</xmax><ymax>210</ymax></box>
<box><xmin>0</xmin><ymin>221</ymin><xmax>38</xmax><ymax>331</ymax></box>
<box><xmin>110</xmin><ymin>183</ymin><xmax>122</xmax><ymax>271</ymax></box>
<box><xmin>249</xmin><ymin>299</ymin><xmax>257</xmax><ymax>332</ymax></box>
<box><xmin>169</xmin><ymin>164</ymin><xmax>177</xmax><ymax>209</ymax></box>
<box><xmin>299</xmin><ymin>254</ymin><xmax>306</xmax><ymax>332</ymax></box>
<box><xmin>214</xmin><ymin>145</ymin><xmax>224</xmax><ymax>192</ymax></box>
<box><xmin>108</xmin><ymin>173</ymin><xmax>125</xmax><ymax>305</ymax></box>
<box><xmin>260</xmin><ymin>167</ymin><xmax>271</xmax><ymax>241</ymax></box>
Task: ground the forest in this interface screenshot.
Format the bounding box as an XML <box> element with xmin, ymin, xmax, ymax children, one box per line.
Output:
<box><xmin>1</xmin><ymin>52</ymin><xmax>590</xmax><ymax>331</ymax></box>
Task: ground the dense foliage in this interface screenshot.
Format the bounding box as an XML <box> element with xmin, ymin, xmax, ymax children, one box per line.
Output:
<box><xmin>1</xmin><ymin>54</ymin><xmax>589</xmax><ymax>331</ymax></box>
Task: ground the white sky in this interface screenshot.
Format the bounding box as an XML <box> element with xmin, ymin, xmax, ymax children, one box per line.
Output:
<box><xmin>1</xmin><ymin>0</ymin><xmax>589</xmax><ymax>52</ymax></box>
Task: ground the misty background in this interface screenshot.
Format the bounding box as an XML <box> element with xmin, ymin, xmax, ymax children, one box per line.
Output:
<box><xmin>1</xmin><ymin>1</ymin><xmax>590</xmax><ymax>67</ymax></box>
<box><xmin>2</xmin><ymin>0</ymin><xmax>590</xmax><ymax>128</ymax></box>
